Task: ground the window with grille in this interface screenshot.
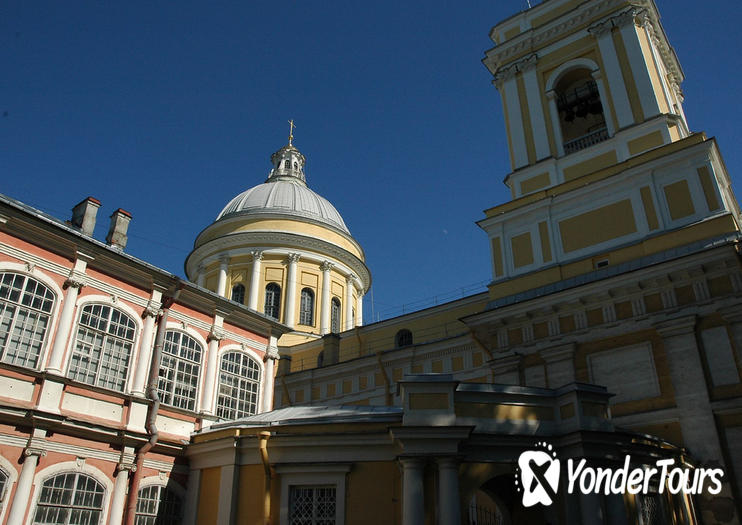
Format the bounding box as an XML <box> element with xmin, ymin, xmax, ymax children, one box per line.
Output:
<box><xmin>0</xmin><ymin>272</ymin><xmax>55</xmax><ymax>369</ymax></box>
<box><xmin>231</xmin><ymin>284</ymin><xmax>245</xmax><ymax>304</ymax></box>
<box><xmin>157</xmin><ymin>331</ymin><xmax>202</xmax><ymax>411</ymax></box>
<box><xmin>330</xmin><ymin>298</ymin><xmax>341</xmax><ymax>333</ymax></box>
<box><xmin>299</xmin><ymin>288</ymin><xmax>314</xmax><ymax>326</ymax></box>
<box><xmin>217</xmin><ymin>352</ymin><xmax>260</xmax><ymax>420</ymax></box>
<box><xmin>135</xmin><ymin>484</ymin><xmax>183</xmax><ymax>525</ymax></box>
<box><xmin>264</xmin><ymin>283</ymin><xmax>281</xmax><ymax>320</ymax></box>
<box><xmin>289</xmin><ymin>485</ymin><xmax>336</xmax><ymax>525</ymax></box>
<box><xmin>67</xmin><ymin>304</ymin><xmax>136</xmax><ymax>391</ymax></box>
<box><xmin>33</xmin><ymin>472</ymin><xmax>105</xmax><ymax>525</ymax></box>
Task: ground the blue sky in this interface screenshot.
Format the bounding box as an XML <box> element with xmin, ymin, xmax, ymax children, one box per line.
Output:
<box><xmin>2</xmin><ymin>1</ymin><xmax>740</xmax><ymax>323</ymax></box>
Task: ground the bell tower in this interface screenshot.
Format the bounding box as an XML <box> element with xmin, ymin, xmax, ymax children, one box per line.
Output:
<box><xmin>478</xmin><ymin>0</ymin><xmax>740</xmax><ymax>300</ymax></box>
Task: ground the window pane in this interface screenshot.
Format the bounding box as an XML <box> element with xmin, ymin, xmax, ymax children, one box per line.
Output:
<box><xmin>68</xmin><ymin>304</ymin><xmax>135</xmax><ymax>392</ymax></box>
<box><xmin>34</xmin><ymin>473</ymin><xmax>104</xmax><ymax>525</ymax></box>
<box><xmin>217</xmin><ymin>352</ymin><xmax>261</xmax><ymax>420</ymax></box>
<box><xmin>0</xmin><ymin>272</ymin><xmax>55</xmax><ymax>369</ymax></box>
<box><xmin>158</xmin><ymin>331</ymin><xmax>202</xmax><ymax>411</ymax></box>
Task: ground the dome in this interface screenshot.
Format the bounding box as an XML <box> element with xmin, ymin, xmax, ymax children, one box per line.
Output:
<box><xmin>216</xmin><ymin>179</ymin><xmax>350</xmax><ymax>233</ymax></box>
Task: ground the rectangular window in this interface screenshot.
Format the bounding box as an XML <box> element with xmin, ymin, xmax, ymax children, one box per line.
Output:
<box><xmin>289</xmin><ymin>485</ymin><xmax>336</xmax><ymax>525</ymax></box>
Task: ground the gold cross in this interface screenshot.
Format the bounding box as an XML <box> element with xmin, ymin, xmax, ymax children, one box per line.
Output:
<box><xmin>288</xmin><ymin>119</ymin><xmax>296</xmax><ymax>145</ymax></box>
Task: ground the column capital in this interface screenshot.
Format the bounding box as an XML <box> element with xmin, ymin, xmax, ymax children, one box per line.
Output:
<box><xmin>320</xmin><ymin>260</ymin><xmax>334</xmax><ymax>272</ymax></box>
<box><xmin>720</xmin><ymin>305</ymin><xmax>742</xmax><ymax>324</ymax></box>
<box><xmin>587</xmin><ymin>19</ymin><xmax>612</xmax><ymax>37</ymax></box>
<box><xmin>654</xmin><ymin>315</ymin><xmax>697</xmax><ymax>338</ymax></box>
<box><xmin>251</xmin><ymin>250</ymin><xmax>263</xmax><ymax>261</ymax></box>
<box><xmin>398</xmin><ymin>456</ymin><xmax>426</xmax><ymax>469</ymax></box>
<box><xmin>519</xmin><ymin>53</ymin><xmax>538</xmax><ymax>72</ymax></box>
<box><xmin>208</xmin><ymin>325</ymin><xmax>225</xmax><ymax>342</ymax></box>
<box><xmin>436</xmin><ymin>456</ymin><xmax>460</xmax><ymax>469</ymax></box>
<box><xmin>64</xmin><ymin>271</ymin><xmax>87</xmax><ymax>290</ymax></box>
<box><xmin>143</xmin><ymin>300</ymin><xmax>161</xmax><ymax>319</ymax></box>
<box><xmin>346</xmin><ymin>273</ymin><xmax>357</xmax><ymax>284</ymax></box>
<box><xmin>24</xmin><ymin>447</ymin><xmax>46</xmax><ymax>458</ymax></box>
<box><xmin>116</xmin><ymin>462</ymin><xmax>136</xmax><ymax>473</ymax></box>
<box><xmin>545</xmin><ymin>89</ymin><xmax>558</xmax><ymax>101</ymax></box>
<box><xmin>219</xmin><ymin>254</ymin><xmax>230</xmax><ymax>264</ymax></box>
<box><xmin>287</xmin><ymin>252</ymin><xmax>301</xmax><ymax>263</ymax></box>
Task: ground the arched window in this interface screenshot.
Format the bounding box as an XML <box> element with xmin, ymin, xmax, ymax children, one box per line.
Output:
<box><xmin>67</xmin><ymin>303</ymin><xmax>136</xmax><ymax>391</ymax></box>
<box><xmin>231</xmin><ymin>284</ymin><xmax>245</xmax><ymax>304</ymax></box>
<box><xmin>135</xmin><ymin>484</ymin><xmax>183</xmax><ymax>525</ymax></box>
<box><xmin>555</xmin><ymin>69</ymin><xmax>607</xmax><ymax>154</ymax></box>
<box><xmin>330</xmin><ymin>298</ymin><xmax>341</xmax><ymax>333</ymax></box>
<box><xmin>264</xmin><ymin>283</ymin><xmax>281</xmax><ymax>320</ymax></box>
<box><xmin>158</xmin><ymin>331</ymin><xmax>202</xmax><ymax>411</ymax></box>
<box><xmin>0</xmin><ymin>272</ymin><xmax>55</xmax><ymax>369</ymax></box>
<box><xmin>395</xmin><ymin>329</ymin><xmax>413</xmax><ymax>348</ymax></box>
<box><xmin>299</xmin><ymin>288</ymin><xmax>314</xmax><ymax>326</ymax></box>
<box><xmin>217</xmin><ymin>352</ymin><xmax>261</xmax><ymax>420</ymax></box>
<box><xmin>33</xmin><ymin>472</ymin><xmax>105</xmax><ymax>525</ymax></box>
<box><xmin>0</xmin><ymin>468</ymin><xmax>7</xmax><ymax>502</ymax></box>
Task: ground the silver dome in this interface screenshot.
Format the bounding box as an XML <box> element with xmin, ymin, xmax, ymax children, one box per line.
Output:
<box><xmin>216</xmin><ymin>179</ymin><xmax>350</xmax><ymax>234</ymax></box>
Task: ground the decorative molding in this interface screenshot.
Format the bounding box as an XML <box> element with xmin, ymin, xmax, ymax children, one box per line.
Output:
<box><xmin>143</xmin><ymin>300</ymin><xmax>161</xmax><ymax>318</ymax></box>
<box><xmin>64</xmin><ymin>270</ymin><xmax>87</xmax><ymax>290</ymax></box>
<box><xmin>287</xmin><ymin>252</ymin><xmax>301</xmax><ymax>263</ymax></box>
<box><xmin>208</xmin><ymin>325</ymin><xmax>225</xmax><ymax>343</ymax></box>
<box><xmin>320</xmin><ymin>261</ymin><xmax>334</xmax><ymax>272</ymax></box>
<box><xmin>251</xmin><ymin>250</ymin><xmax>264</xmax><ymax>262</ymax></box>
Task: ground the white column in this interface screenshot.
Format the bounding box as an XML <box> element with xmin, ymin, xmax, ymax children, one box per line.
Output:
<box><xmin>319</xmin><ymin>261</ymin><xmax>333</xmax><ymax>335</ymax></box>
<box><xmin>261</xmin><ymin>335</ymin><xmax>279</xmax><ymax>413</ymax></box>
<box><xmin>344</xmin><ymin>275</ymin><xmax>355</xmax><ymax>331</ymax></box>
<box><xmin>591</xmin><ymin>70</ymin><xmax>616</xmax><ymax>137</ymax></box>
<box><xmin>182</xmin><ymin>469</ymin><xmax>201</xmax><ymax>525</ymax></box>
<box><xmin>589</xmin><ymin>22</ymin><xmax>634</xmax><ymax>129</ymax></box>
<box><xmin>356</xmin><ymin>291</ymin><xmax>364</xmax><ymax>327</ymax></box>
<box><xmin>6</xmin><ymin>448</ymin><xmax>45</xmax><ymax>525</ymax></box>
<box><xmin>400</xmin><ymin>457</ymin><xmax>425</xmax><ymax>525</ymax></box>
<box><xmin>437</xmin><ymin>458</ymin><xmax>461</xmax><ymax>525</ymax></box>
<box><xmin>284</xmin><ymin>253</ymin><xmax>300</xmax><ymax>329</ymax></box>
<box><xmin>131</xmin><ymin>293</ymin><xmax>162</xmax><ymax>396</ymax></box>
<box><xmin>46</xmin><ymin>270</ymin><xmax>86</xmax><ymax>373</ymax></box>
<box><xmin>521</xmin><ymin>57</ymin><xmax>551</xmax><ymax>161</ymax></box>
<box><xmin>247</xmin><ymin>251</ymin><xmax>263</xmax><ymax>310</ymax></box>
<box><xmin>216</xmin><ymin>256</ymin><xmax>229</xmax><ymax>298</ymax></box>
<box><xmin>617</xmin><ymin>10</ymin><xmax>661</xmax><ymax>119</ymax></box>
<box><xmin>107</xmin><ymin>467</ymin><xmax>130</xmax><ymax>525</ymax></box>
<box><xmin>545</xmin><ymin>90</ymin><xmax>565</xmax><ymax>158</ymax></box>
<box><xmin>499</xmin><ymin>70</ymin><xmax>529</xmax><ymax>168</ymax></box>
<box><xmin>201</xmin><ymin>316</ymin><xmax>224</xmax><ymax>415</ymax></box>
<box><xmin>196</xmin><ymin>264</ymin><xmax>205</xmax><ymax>287</ymax></box>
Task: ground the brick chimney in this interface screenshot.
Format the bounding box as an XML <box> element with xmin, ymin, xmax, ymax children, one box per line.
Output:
<box><xmin>70</xmin><ymin>197</ymin><xmax>101</xmax><ymax>236</ymax></box>
<box><xmin>105</xmin><ymin>209</ymin><xmax>132</xmax><ymax>250</ymax></box>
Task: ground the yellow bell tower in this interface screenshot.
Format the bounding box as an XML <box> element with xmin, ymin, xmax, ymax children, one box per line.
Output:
<box><xmin>479</xmin><ymin>0</ymin><xmax>740</xmax><ymax>301</ymax></box>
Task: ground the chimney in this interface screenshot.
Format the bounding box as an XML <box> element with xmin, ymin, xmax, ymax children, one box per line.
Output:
<box><xmin>105</xmin><ymin>209</ymin><xmax>132</xmax><ymax>250</ymax></box>
<box><xmin>70</xmin><ymin>197</ymin><xmax>101</xmax><ymax>236</ymax></box>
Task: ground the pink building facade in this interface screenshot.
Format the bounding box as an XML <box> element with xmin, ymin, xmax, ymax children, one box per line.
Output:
<box><xmin>0</xmin><ymin>195</ymin><xmax>288</xmax><ymax>525</ymax></box>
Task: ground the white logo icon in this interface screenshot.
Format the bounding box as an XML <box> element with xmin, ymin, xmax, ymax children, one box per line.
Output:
<box><xmin>517</xmin><ymin>442</ymin><xmax>560</xmax><ymax>507</ymax></box>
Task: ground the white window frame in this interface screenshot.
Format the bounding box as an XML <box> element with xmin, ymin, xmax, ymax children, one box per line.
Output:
<box><xmin>27</xmin><ymin>462</ymin><xmax>113</xmax><ymax>525</ymax></box>
<box><xmin>0</xmin><ymin>270</ymin><xmax>59</xmax><ymax>370</ymax></box>
<box><xmin>66</xmin><ymin>299</ymin><xmax>140</xmax><ymax>392</ymax></box>
<box><xmin>134</xmin><ymin>476</ymin><xmax>186</xmax><ymax>525</ymax></box>
<box><xmin>215</xmin><ymin>350</ymin><xmax>262</xmax><ymax>420</ymax></box>
<box><xmin>277</xmin><ymin>465</ymin><xmax>350</xmax><ymax>525</ymax></box>
<box><xmin>157</xmin><ymin>327</ymin><xmax>205</xmax><ymax>412</ymax></box>
<box><xmin>0</xmin><ymin>455</ymin><xmax>18</xmax><ymax>525</ymax></box>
